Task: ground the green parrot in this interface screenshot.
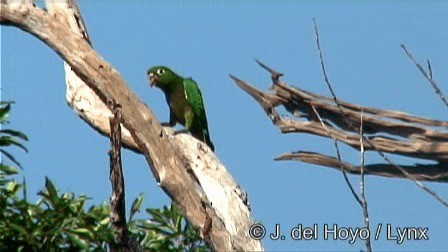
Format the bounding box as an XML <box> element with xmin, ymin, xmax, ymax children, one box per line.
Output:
<box><xmin>147</xmin><ymin>66</ymin><xmax>215</xmax><ymax>151</ymax></box>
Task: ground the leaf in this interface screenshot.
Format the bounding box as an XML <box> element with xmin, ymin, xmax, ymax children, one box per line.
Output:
<box><xmin>0</xmin><ymin>103</ymin><xmax>11</xmax><ymax>122</ymax></box>
<box><xmin>0</xmin><ymin>136</ymin><xmax>28</xmax><ymax>152</ymax></box>
<box><xmin>147</xmin><ymin>208</ymin><xmax>166</xmax><ymax>225</ymax></box>
<box><xmin>6</xmin><ymin>181</ymin><xmax>20</xmax><ymax>195</ymax></box>
<box><xmin>22</xmin><ymin>176</ymin><xmax>27</xmax><ymax>201</ymax></box>
<box><xmin>129</xmin><ymin>193</ymin><xmax>144</xmax><ymax>221</ymax></box>
<box><xmin>99</xmin><ymin>217</ymin><xmax>110</xmax><ymax>226</ymax></box>
<box><xmin>176</xmin><ymin>213</ymin><xmax>182</xmax><ymax>234</ymax></box>
<box><xmin>0</xmin><ymin>101</ymin><xmax>13</xmax><ymax>106</ymax></box>
<box><xmin>0</xmin><ymin>129</ymin><xmax>28</xmax><ymax>141</ymax></box>
<box><xmin>71</xmin><ymin>228</ymin><xmax>94</xmax><ymax>240</ymax></box>
<box><xmin>9</xmin><ymin>223</ymin><xmax>28</xmax><ymax>236</ymax></box>
<box><xmin>44</xmin><ymin>177</ymin><xmax>59</xmax><ymax>205</ymax></box>
<box><xmin>66</xmin><ymin>232</ymin><xmax>88</xmax><ymax>249</ymax></box>
<box><xmin>0</xmin><ymin>150</ymin><xmax>23</xmax><ymax>169</ymax></box>
<box><xmin>0</xmin><ymin>163</ymin><xmax>19</xmax><ymax>175</ymax></box>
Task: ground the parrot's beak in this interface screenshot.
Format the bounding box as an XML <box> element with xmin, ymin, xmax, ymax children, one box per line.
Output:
<box><xmin>148</xmin><ymin>72</ymin><xmax>158</xmax><ymax>87</ymax></box>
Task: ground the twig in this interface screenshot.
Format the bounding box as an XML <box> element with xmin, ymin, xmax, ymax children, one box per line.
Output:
<box><xmin>108</xmin><ymin>100</ymin><xmax>131</xmax><ymax>251</ymax></box>
<box><xmin>312</xmin><ymin>18</ymin><xmax>361</xmax><ymax>206</ymax></box>
<box><xmin>369</xmin><ymin>143</ymin><xmax>448</xmax><ymax>207</ymax></box>
<box><xmin>311</xmin><ymin>105</ymin><xmax>362</xmax><ymax>206</ymax></box>
<box><xmin>313</xmin><ymin>20</ymin><xmax>448</xmax><ymax>208</ymax></box>
<box><xmin>427</xmin><ymin>60</ymin><xmax>433</xmax><ymax>80</ymax></box>
<box><xmin>312</xmin><ymin>18</ymin><xmax>351</xmax><ymax>128</ymax></box>
<box><xmin>401</xmin><ymin>44</ymin><xmax>448</xmax><ymax>109</ymax></box>
<box><xmin>359</xmin><ymin>111</ymin><xmax>372</xmax><ymax>252</ymax></box>
<box><xmin>255</xmin><ymin>59</ymin><xmax>284</xmax><ymax>83</ymax></box>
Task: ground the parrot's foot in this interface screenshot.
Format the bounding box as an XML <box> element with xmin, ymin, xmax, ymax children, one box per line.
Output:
<box><xmin>173</xmin><ymin>129</ymin><xmax>188</xmax><ymax>135</ymax></box>
<box><xmin>197</xmin><ymin>142</ymin><xmax>208</xmax><ymax>152</ymax></box>
<box><xmin>161</xmin><ymin>122</ymin><xmax>176</xmax><ymax>127</ymax></box>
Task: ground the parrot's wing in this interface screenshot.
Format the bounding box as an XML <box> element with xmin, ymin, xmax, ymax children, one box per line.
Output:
<box><xmin>183</xmin><ymin>78</ymin><xmax>209</xmax><ymax>131</ymax></box>
<box><xmin>183</xmin><ymin>78</ymin><xmax>215</xmax><ymax>151</ymax></box>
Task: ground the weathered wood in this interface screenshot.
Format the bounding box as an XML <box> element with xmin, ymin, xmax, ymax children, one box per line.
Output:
<box><xmin>276</xmin><ymin>151</ymin><xmax>448</xmax><ymax>183</ymax></box>
<box><xmin>232</xmin><ymin>68</ymin><xmax>448</xmax><ymax>182</ymax></box>
<box><xmin>108</xmin><ymin>102</ymin><xmax>134</xmax><ymax>251</ymax></box>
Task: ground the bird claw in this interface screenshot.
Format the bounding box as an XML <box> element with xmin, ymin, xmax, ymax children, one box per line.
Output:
<box><xmin>161</xmin><ymin>122</ymin><xmax>175</xmax><ymax>127</ymax></box>
<box><xmin>198</xmin><ymin>142</ymin><xmax>210</xmax><ymax>153</ymax></box>
<box><xmin>174</xmin><ymin>129</ymin><xmax>188</xmax><ymax>135</ymax></box>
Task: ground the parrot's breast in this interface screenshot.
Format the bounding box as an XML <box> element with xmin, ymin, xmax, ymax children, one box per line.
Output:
<box><xmin>167</xmin><ymin>86</ymin><xmax>190</xmax><ymax>126</ymax></box>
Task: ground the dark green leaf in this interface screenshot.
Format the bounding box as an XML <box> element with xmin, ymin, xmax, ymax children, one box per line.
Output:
<box><xmin>147</xmin><ymin>208</ymin><xmax>166</xmax><ymax>225</ymax></box>
<box><xmin>0</xmin><ymin>150</ymin><xmax>23</xmax><ymax>169</ymax></box>
<box><xmin>9</xmin><ymin>222</ymin><xmax>28</xmax><ymax>236</ymax></box>
<box><xmin>0</xmin><ymin>129</ymin><xmax>28</xmax><ymax>141</ymax></box>
<box><xmin>0</xmin><ymin>136</ymin><xmax>28</xmax><ymax>152</ymax></box>
<box><xmin>0</xmin><ymin>163</ymin><xmax>19</xmax><ymax>175</ymax></box>
<box><xmin>0</xmin><ymin>104</ymin><xmax>11</xmax><ymax>122</ymax></box>
<box><xmin>129</xmin><ymin>193</ymin><xmax>144</xmax><ymax>221</ymax></box>
<box><xmin>22</xmin><ymin>176</ymin><xmax>27</xmax><ymax>201</ymax></box>
<box><xmin>176</xmin><ymin>214</ymin><xmax>182</xmax><ymax>234</ymax></box>
<box><xmin>44</xmin><ymin>177</ymin><xmax>58</xmax><ymax>205</ymax></box>
<box><xmin>66</xmin><ymin>233</ymin><xmax>88</xmax><ymax>249</ymax></box>
<box><xmin>70</xmin><ymin>228</ymin><xmax>94</xmax><ymax>240</ymax></box>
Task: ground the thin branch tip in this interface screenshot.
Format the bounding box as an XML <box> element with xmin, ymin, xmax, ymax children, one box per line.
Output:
<box><xmin>254</xmin><ymin>59</ymin><xmax>284</xmax><ymax>82</ymax></box>
<box><xmin>228</xmin><ymin>74</ymin><xmax>239</xmax><ymax>82</ymax></box>
<box><xmin>401</xmin><ymin>44</ymin><xmax>448</xmax><ymax>109</ymax></box>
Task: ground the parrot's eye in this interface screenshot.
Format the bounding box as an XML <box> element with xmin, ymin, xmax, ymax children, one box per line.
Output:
<box><xmin>157</xmin><ymin>68</ymin><xmax>165</xmax><ymax>75</ymax></box>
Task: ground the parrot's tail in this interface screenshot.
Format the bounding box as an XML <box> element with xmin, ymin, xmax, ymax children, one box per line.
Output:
<box><xmin>193</xmin><ymin>130</ymin><xmax>215</xmax><ymax>152</ymax></box>
<box><xmin>203</xmin><ymin>130</ymin><xmax>215</xmax><ymax>152</ymax></box>
<box><xmin>205</xmin><ymin>135</ymin><xmax>215</xmax><ymax>152</ymax></box>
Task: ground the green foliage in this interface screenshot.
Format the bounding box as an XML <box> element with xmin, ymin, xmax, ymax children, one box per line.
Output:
<box><xmin>0</xmin><ymin>101</ymin><xmax>28</xmax><ymax>171</ymax></box>
<box><xmin>129</xmin><ymin>198</ymin><xmax>208</xmax><ymax>251</ymax></box>
<box><xmin>0</xmin><ymin>172</ymin><xmax>208</xmax><ymax>251</ymax></box>
<box><xmin>0</xmin><ymin>101</ymin><xmax>209</xmax><ymax>251</ymax></box>
<box><xmin>0</xmin><ymin>174</ymin><xmax>113</xmax><ymax>251</ymax></box>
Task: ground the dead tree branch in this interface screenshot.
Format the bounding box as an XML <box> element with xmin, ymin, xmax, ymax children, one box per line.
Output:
<box><xmin>1</xmin><ymin>2</ymin><xmax>261</xmax><ymax>251</ymax></box>
<box><xmin>108</xmin><ymin>101</ymin><xmax>134</xmax><ymax>251</ymax></box>
<box><xmin>275</xmin><ymin>152</ymin><xmax>448</xmax><ymax>182</ymax></box>
<box><xmin>230</xmin><ymin>71</ymin><xmax>448</xmax><ymax>183</ymax></box>
<box><xmin>312</xmin><ymin>20</ymin><xmax>447</xmax><ymax>207</ymax></box>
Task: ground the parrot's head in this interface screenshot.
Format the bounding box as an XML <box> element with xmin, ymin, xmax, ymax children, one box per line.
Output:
<box><xmin>147</xmin><ymin>66</ymin><xmax>178</xmax><ymax>90</ymax></box>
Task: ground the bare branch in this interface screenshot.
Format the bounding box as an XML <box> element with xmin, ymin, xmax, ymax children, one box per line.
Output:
<box><xmin>311</xmin><ymin>105</ymin><xmax>362</xmax><ymax>206</ymax></box>
<box><xmin>359</xmin><ymin>111</ymin><xmax>372</xmax><ymax>252</ymax></box>
<box><xmin>108</xmin><ymin>101</ymin><xmax>134</xmax><ymax>251</ymax></box>
<box><xmin>401</xmin><ymin>44</ymin><xmax>448</xmax><ymax>109</ymax></box>
<box><xmin>312</xmin><ymin>21</ymin><xmax>448</xmax><ymax>207</ymax></box>
<box><xmin>232</xmin><ymin>76</ymin><xmax>448</xmax><ymax>162</ymax></box>
<box><xmin>255</xmin><ymin>59</ymin><xmax>284</xmax><ymax>83</ymax></box>
<box><xmin>427</xmin><ymin>60</ymin><xmax>433</xmax><ymax>80</ymax></box>
<box><xmin>312</xmin><ymin>18</ymin><xmax>348</xmax><ymax>125</ymax></box>
<box><xmin>275</xmin><ymin>152</ymin><xmax>448</xmax><ymax>183</ymax></box>
<box><xmin>231</xmin><ymin>70</ymin><xmax>448</xmax><ymax>206</ymax></box>
<box><xmin>48</xmin><ymin>0</ymin><xmax>140</xmax><ymax>153</ymax></box>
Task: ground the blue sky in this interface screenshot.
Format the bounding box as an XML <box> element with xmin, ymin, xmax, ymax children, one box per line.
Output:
<box><xmin>2</xmin><ymin>2</ymin><xmax>448</xmax><ymax>251</ymax></box>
